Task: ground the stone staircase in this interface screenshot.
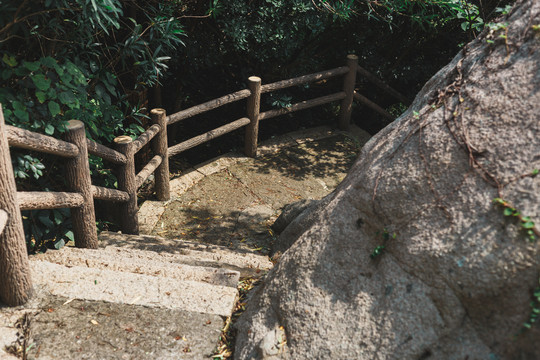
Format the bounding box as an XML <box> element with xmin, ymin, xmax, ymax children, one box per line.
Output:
<box><xmin>0</xmin><ymin>232</ymin><xmax>272</xmax><ymax>359</ymax></box>
<box><xmin>0</xmin><ymin>126</ymin><xmax>370</xmax><ymax>359</ymax></box>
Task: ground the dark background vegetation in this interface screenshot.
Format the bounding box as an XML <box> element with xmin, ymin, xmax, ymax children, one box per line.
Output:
<box><xmin>0</xmin><ymin>0</ymin><xmax>514</xmax><ymax>250</ymax></box>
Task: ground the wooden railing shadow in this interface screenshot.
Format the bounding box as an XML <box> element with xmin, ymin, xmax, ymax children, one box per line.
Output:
<box><xmin>0</xmin><ymin>54</ymin><xmax>407</xmax><ymax>306</ymax></box>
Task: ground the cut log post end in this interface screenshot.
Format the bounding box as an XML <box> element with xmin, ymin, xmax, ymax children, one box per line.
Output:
<box><xmin>151</xmin><ymin>108</ymin><xmax>166</xmax><ymax>117</ymax></box>
<box><xmin>114</xmin><ymin>135</ymin><xmax>133</xmax><ymax>145</ymax></box>
<box><xmin>66</xmin><ymin>120</ymin><xmax>85</xmax><ymax>131</ymax></box>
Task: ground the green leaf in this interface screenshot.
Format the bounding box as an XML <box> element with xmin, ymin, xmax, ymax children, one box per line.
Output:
<box><xmin>44</xmin><ymin>124</ymin><xmax>55</xmax><ymax>135</ymax></box>
<box><xmin>523</xmin><ymin>221</ymin><xmax>535</xmax><ymax>229</ymax></box>
<box><xmin>35</xmin><ymin>91</ymin><xmax>47</xmax><ymax>103</ymax></box>
<box><xmin>503</xmin><ymin>208</ymin><xmax>514</xmax><ymax>216</ymax></box>
<box><xmin>23</xmin><ymin>61</ymin><xmax>40</xmax><ymax>72</ymax></box>
<box><xmin>38</xmin><ymin>213</ymin><xmax>53</xmax><ymax>228</ymax></box>
<box><xmin>48</xmin><ymin>101</ymin><xmax>61</xmax><ymax>117</ymax></box>
<box><xmin>12</xmin><ymin>101</ymin><xmax>25</xmax><ymax>111</ymax></box>
<box><xmin>532</xmin><ymin>169</ymin><xmax>539</xmax><ymax>176</ymax></box>
<box><xmin>58</xmin><ymin>91</ymin><xmax>75</xmax><ymax>105</ymax></box>
<box><xmin>40</xmin><ymin>56</ymin><xmax>57</xmax><ymax>68</ymax></box>
<box><xmin>2</xmin><ymin>54</ymin><xmax>17</xmax><ymax>67</ymax></box>
<box><xmin>54</xmin><ymin>238</ymin><xmax>65</xmax><ymax>250</ymax></box>
<box><xmin>64</xmin><ymin>230</ymin><xmax>74</xmax><ymax>242</ymax></box>
<box><xmin>1</xmin><ymin>69</ymin><xmax>12</xmax><ymax>80</ymax></box>
<box><xmin>52</xmin><ymin>210</ymin><xmax>63</xmax><ymax>225</ymax></box>
<box><xmin>32</xmin><ymin>74</ymin><xmax>51</xmax><ymax>91</ymax></box>
<box><xmin>60</xmin><ymin>72</ymin><xmax>73</xmax><ymax>85</ymax></box>
<box><xmin>65</xmin><ymin>61</ymin><xmax>80</xmax><ymax>76</ymax></box>
<box><xmin>14</xmin><ymin>67</ymin><xmax>29</xmax><ymax>76</ymax></box>
<box><xmin>14</xmin><ymin>110</ymin><xmax>29</xmax><ymax>122</ymax></box>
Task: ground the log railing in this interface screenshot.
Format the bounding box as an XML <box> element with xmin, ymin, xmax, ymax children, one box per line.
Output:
<box><xmin>0</xmin><ymin>54</ymin><xmax>406</xmax><ymax>306</ymax></box>
<box><xmin>0</xmin><ymin>105</ymin><xmax>170</xmax><ymax>306</ymax></box>
<box><xmin>165</xmin><ymin>54</ymin><xmax>407</xmax><ymax>158</ymax></box>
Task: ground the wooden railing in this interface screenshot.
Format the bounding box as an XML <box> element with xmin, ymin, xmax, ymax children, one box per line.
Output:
<box><xmin>0</xmin><ymin>54</ymin><xmax>406</xmax><ymax>306</ymax></box>
<box><xmin>164</xmin><ymin>54</ymin><xmax>407</xmax><ymax>159</ymax></box>
<box><xmin>0</xmin><ymin>105</ymin><xmax>169</xmax><ymax>305</ymax></box>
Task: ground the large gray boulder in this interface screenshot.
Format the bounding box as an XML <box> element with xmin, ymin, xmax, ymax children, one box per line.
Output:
<box><xmin>234</xmin><ymin>1</ymin><xmax>540</xmax><ymax>359</ymax></box>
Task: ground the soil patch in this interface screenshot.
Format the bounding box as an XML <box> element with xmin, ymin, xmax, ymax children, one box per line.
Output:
<box><xmin>151</xmin><ymin>134</ymin><xmax>361</xmax><ymax>253</ymax></box>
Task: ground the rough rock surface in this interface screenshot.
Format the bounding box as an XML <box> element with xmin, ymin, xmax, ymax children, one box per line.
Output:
<box><xmin>234</xmin><ymin>1</ymin><xmax>540</xmax><ymax>359</ymax></box>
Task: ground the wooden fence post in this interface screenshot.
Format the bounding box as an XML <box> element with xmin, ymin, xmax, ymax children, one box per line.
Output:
<box><xmin>245</xmin><ymin>76</ymin><xmax>261</xmax><ymax>157</ymax></box>
<box><xmin>0</xmin><ymin>105</ymin><xmax>33</xmax><ymax>306</ymax></box>
<box><xmin>64</xmin><ymin>120</ymin><xmax>98</xmax><ymax>249</ymax></box>
<box><xmin>114</xmin><ymin>135</ymin><xmax>139</xmax><ymax>234</ymax></box>
<box><xmin>339</xmin><ymin>54</ymin><xmax>358</xmax><ymax>131</ymax></box>
<box><xmin>150</xmin><ymin>108</ymin><xmax>170</xmax><ymax>201</ymax></box>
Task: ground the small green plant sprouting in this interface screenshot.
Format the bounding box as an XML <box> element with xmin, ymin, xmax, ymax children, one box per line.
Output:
<box><xmin>493</xmin><ymin>198</ymin><xmax>539</xmax><ymax>242</ymax></box>
<box><xmin>370</xmin><ymin>245</ymin><xmax>386</xmax><ymax>259</ymax></box>
<box><xmin>523</xmin><ymin>278</ymin><xmax>540</xmax><ymax>330</ymax></box>
<box><xmin>370</xmin><ymin>229</ymin><xmax>396</xmax><ymax>259</ymax></box>
<box><xmin>485</xmin><ymin>22</ymin><xmax>508</xmax><ymax>44</ymax></box>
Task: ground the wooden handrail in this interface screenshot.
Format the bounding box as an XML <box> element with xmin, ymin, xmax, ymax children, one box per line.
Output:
<box><xmin>92</xmin><ymin>185</ymin><xmax>129</xmax><ymax>202</ymax></box>
<box><xmin>354</xmin><ymin>92</ymin><xmax>394</xmax><ymax>121</ymax></box>
<box><xmin>261</xmin><ymin>66</ymin><xmax>349</xmax><ymax>93</ymax></box>
<box><xmin>259</xmin><ymin>92</ymin><xmax>346</xmax><ymax>121</ymax></box>
<box><xmin>167</xmin><ymin>89</ymin><xmax>251</xmax><ymax>125</ymax></box>
<box><xmin>17</xmin><ymin>191</ymin><xmax>85</xmax><ymax>211</ymax></box>
<box><xmin>169</xmin><ymin>117</ymin><xmax>250</xmax><ymax>157</ymax></box>
<box><xmin>7</xmin><ymin>125</ymin><xmax>79</xmax><ymax>158</ymax></box>
<box><xmin>87</xmin><ymin>139</ymin><xmax>127</xmax><ymax>164</ymax></box>
<box><xmin>136</xmin><ymin>155</ymin><xmax>162</xmax><ymax>189</ymax></box>
<box><xmin>132</xmin><ymin>124</ymin><xmax>161</xmax><ymax>154</ymax></box>
<box><xmin>356</xmin><ymin>65</ymin><xmax>409</xmax><ymax>104</ymax></box>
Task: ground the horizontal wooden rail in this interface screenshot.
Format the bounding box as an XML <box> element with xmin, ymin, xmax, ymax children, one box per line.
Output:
<box><xmin>356</xmin><ymin>66</ymin><xmax>409</xmax><ymax>104</ymax></box>
<box><xmin>7</xmin><ymin>125</ymin><xmax>79</xmax><ymax>158</ymax></box>
<box><xmin>135</xmin><ymin>155</ymin><xmax>162</xmax><ymax>189</ymax></box>
<box><xmin>91</xmin><ymin>185</ymin><xmax>129</xmax><ymax>202</ymax></box>
<box><xmin>261</xmin><ymin>66</ymin><xmax>349</xmax><ymax>94</ymax></box>
<box><xmin>87</xmin><ymin>139</ymin><xmax>127</xmax><ymax>165</ymax></box>
<box><xmin>0</xmin><ymin>209</ymin><xmax>7</xmax><ymax>235</ymax></box>
<box><xmin>259</xmin><ymin>92</ymin><xmax>346</xmax><ymax>121</ymax></box>
<box><xmin>132</xmin><ymin>124</ymin><xmax>161</xmax><ymax>154</ymax></box>
<box><xmin>168</xmin><ymin>89</ymin><xmax>251</xmax><ymax>125</ymax></box>
<box><xmin>17</xmin><ymin>191</ymin><xmax>84</xmax><ymax>211</ymax></box>
<box><xmin>169</xmin><ymin>117</ymin><xmax>250</xmax><ymax>157</ymax></box>
<box><xmin>354</xmin><ymin>92</ymin><xmax>394</xmax><ymax>121</ymax></box>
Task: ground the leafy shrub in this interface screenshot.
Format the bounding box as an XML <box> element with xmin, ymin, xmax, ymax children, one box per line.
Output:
<box><xmin>0</xmin><ymin>0</ymin><xmax>185</xmax><ymax>250</ymax></box>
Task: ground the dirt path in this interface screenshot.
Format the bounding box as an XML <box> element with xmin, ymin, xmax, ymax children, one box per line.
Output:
<box><xmin>142</xmin><ymin>126</ymin><xmax>371</xmax><ymax>253</ymax></box>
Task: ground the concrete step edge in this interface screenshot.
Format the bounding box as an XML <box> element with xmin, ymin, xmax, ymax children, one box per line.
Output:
<box><xmin>33</xmin><ymin>247</ymin><xmax>240</xmax><ymax>288</ymax></box>
<box><xmin>99</xmin><ymin>231</ymin><xmax>273</xmax><ymax>278</ymax></box>
<box><xmin>31</xmin><ymin>260</ymin><xmax>238</xmax><ymax>317</ymax></box>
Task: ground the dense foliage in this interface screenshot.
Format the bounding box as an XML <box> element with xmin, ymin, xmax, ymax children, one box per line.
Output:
<box><xmin>0</xmin><ymin>0</ymin><xmax>514</xmax><ymax>250</ymax></box>
<box><xmin>0</xmin><ymin>0</ymin><xmax>185</xmax><ymax>249</ymax></box>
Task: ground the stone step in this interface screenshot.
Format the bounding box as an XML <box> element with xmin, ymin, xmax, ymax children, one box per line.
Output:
<box><xmin>1</xmin><ymin>287</ymin><xmax>228</xmax><ymax>360</ymax></box>
<box><xmin>34</xmin><ymin>246</ymin><xmax>240</xmax><ymax>288</ymax></box>
<box><xmin>29</xmin><ymin>260</ymin><xmax>238</xmax><ymax>317</ymax></box>
<box><xmin>99</xmin><ymin>231</ymin><xmax>273</xmax><ymax>278</ymax></box>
